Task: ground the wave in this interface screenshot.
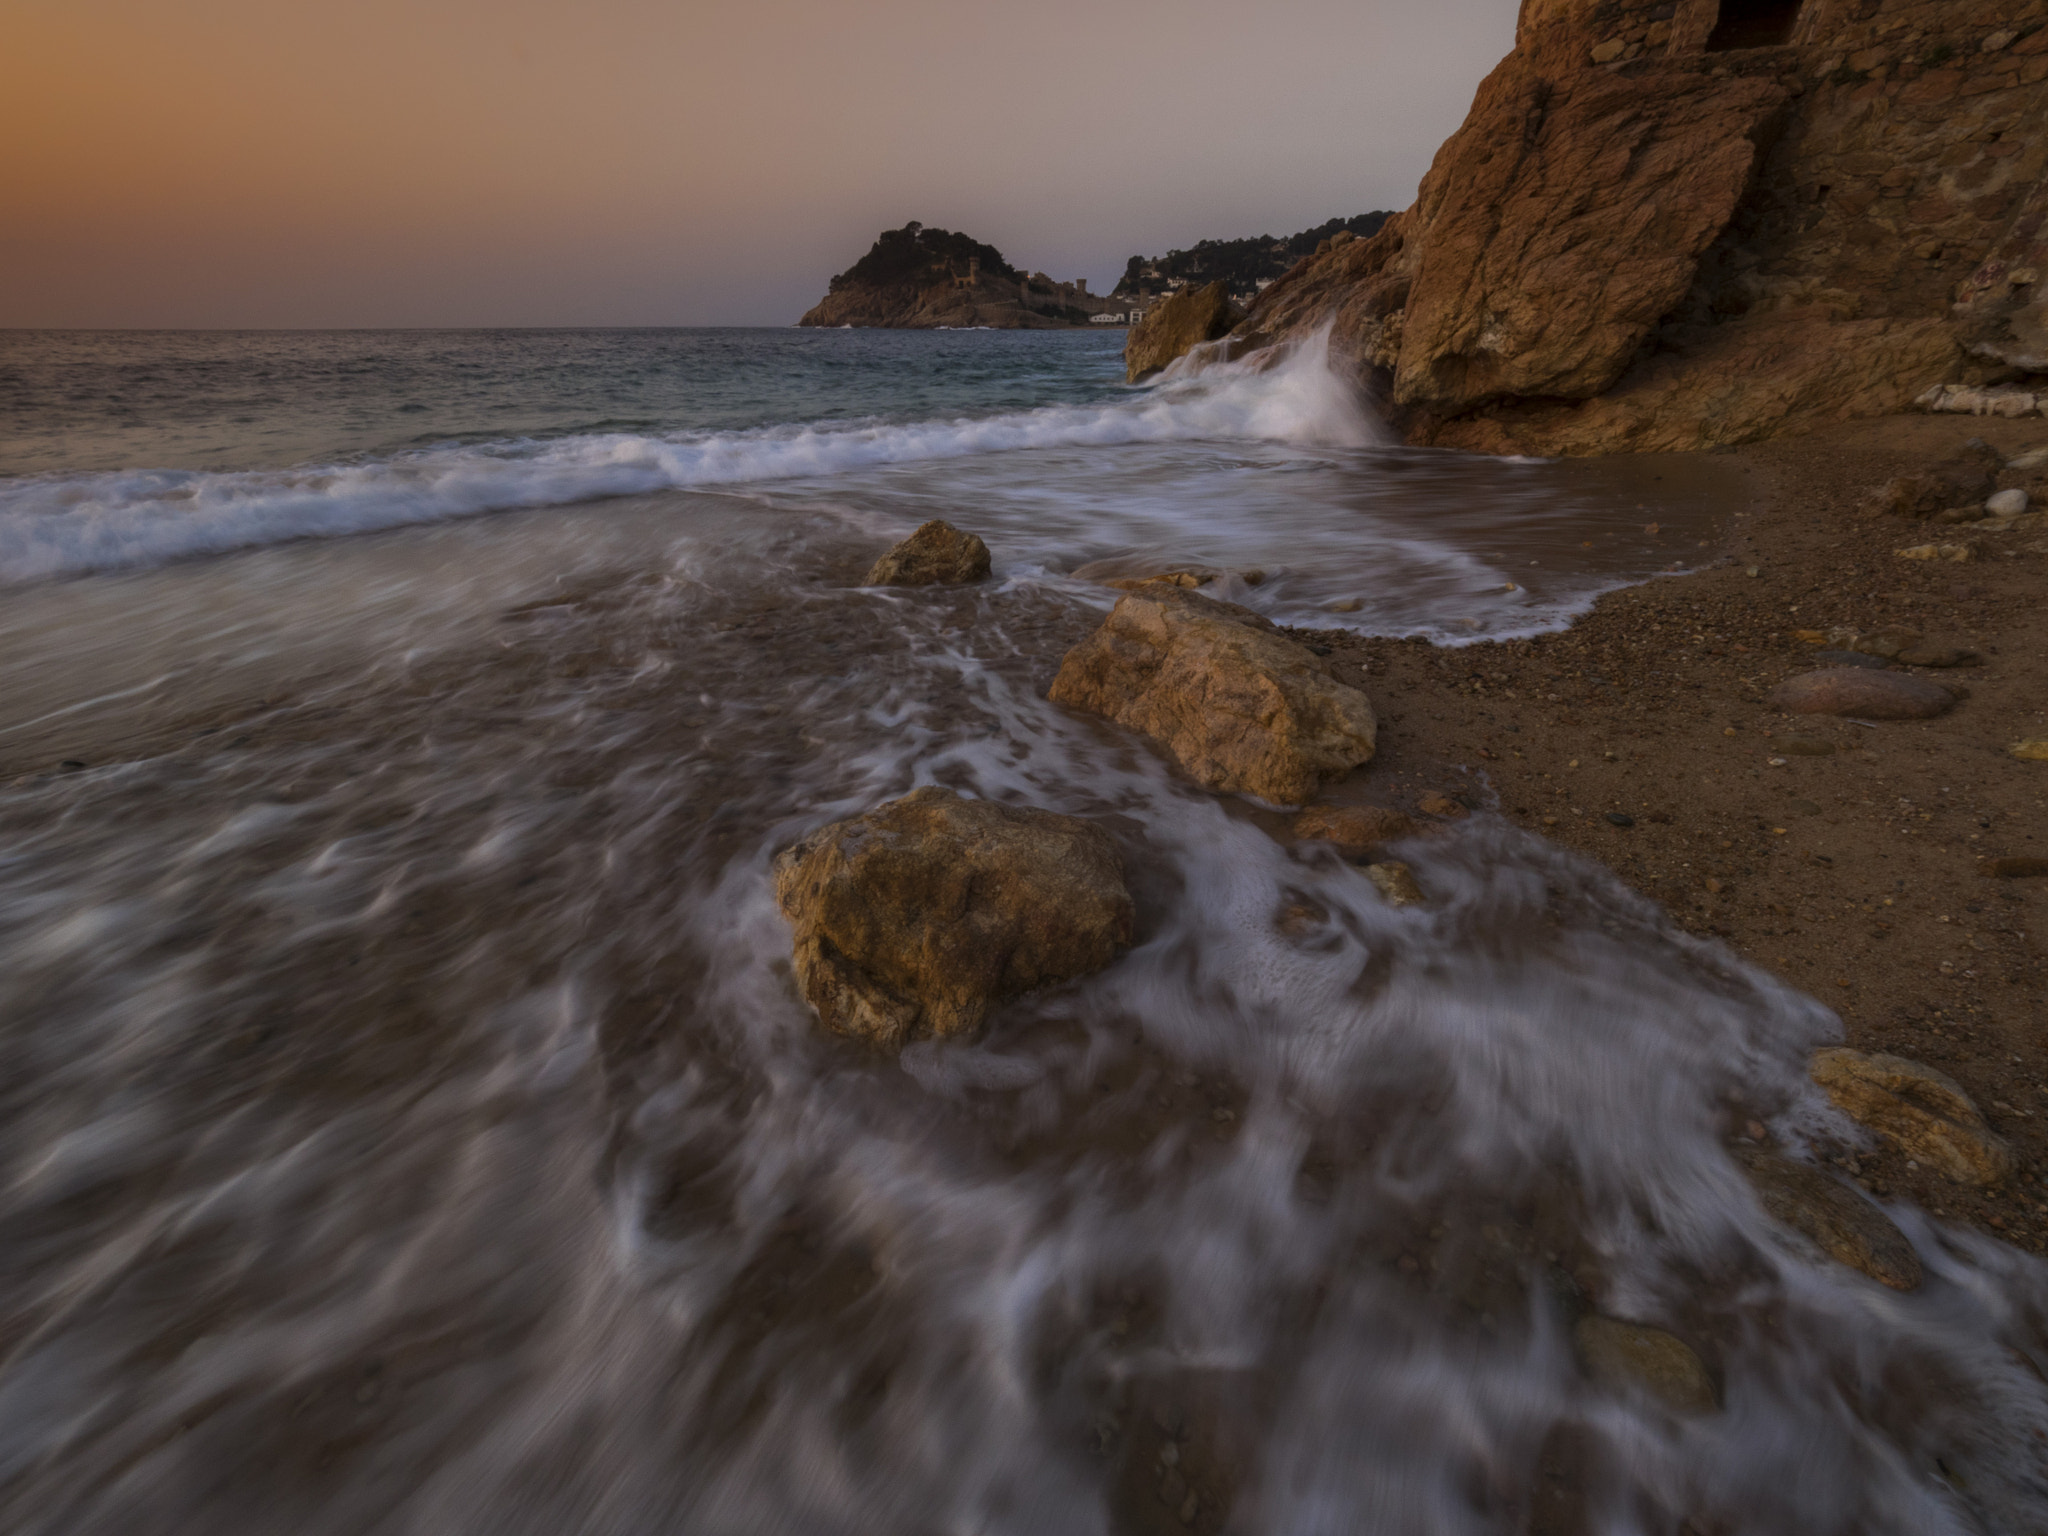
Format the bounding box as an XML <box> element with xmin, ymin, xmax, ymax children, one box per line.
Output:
<box><xmin>0</xmin><ymin>329</ymin><xmax>1376</xmax><ymax>584</ymax></box>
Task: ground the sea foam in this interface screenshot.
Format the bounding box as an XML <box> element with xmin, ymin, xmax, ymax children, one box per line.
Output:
<box><xmin>0</xmin><ymin>330</ymin><xmax>1373</xmax><ymax>585</ymax></box>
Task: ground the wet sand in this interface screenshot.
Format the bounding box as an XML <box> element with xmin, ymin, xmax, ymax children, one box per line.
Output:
<box><xmin>1292</xmin><ymin>413</ymin><xmax>2048</xmax><ymax>1251</ymax></box>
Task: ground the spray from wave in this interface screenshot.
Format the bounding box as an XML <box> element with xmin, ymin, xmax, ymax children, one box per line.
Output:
<box><xmin>0</xmin><ymin>330</ymin><xmax>1374</xmax><ymax>585</ymax></box>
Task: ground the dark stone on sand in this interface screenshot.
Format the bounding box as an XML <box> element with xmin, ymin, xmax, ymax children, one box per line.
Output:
<box><xmin>1604</xmin><ymin>812</ymin><xmax>1635</xmax><ymax>828</ymax></box>
<box><xmin>1765</xmin><ymin>669</ymin><xmax>1956</xmax><ymax>721</ymax></box>
<box><xmin>1894</xmin><ymin>642</ymin><xmax>1979</xmax><ymax>669</ymax></box>
<box><xmin>865</xmin><ymin>520</ymin><xmax>992</xmax><ymax>587</ymax></box>
<box><xmin>1985</xmin><ymin>857</ymin><xmax>2048</xmax><ymax>879</ymax></box>
<box><xmin>1813</xmin><ymin>651</ymin><xmax>1890</xmax><ymax>670</ymax></box>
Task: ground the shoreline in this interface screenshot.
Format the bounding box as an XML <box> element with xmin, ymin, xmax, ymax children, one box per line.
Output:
<box><xmin>1286</xmin><ymin>412</ymin><xmax>2048</xmax><ymax>1248</ymax></box>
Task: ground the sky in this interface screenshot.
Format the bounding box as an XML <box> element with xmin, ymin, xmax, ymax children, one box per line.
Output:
<box><xmin>1</xmin><ymin>0</ymin><xmax>1521</xmax><ymax>328</ymax></box>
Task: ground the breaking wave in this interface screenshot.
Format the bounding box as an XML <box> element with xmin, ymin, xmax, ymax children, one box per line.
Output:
<box><xmin>0</xmin><ymin>331</ymin><xmax>1374</xmax><ymax>585</ymax></box>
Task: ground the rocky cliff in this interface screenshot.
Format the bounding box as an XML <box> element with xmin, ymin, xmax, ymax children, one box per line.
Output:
<box><xmin>798</xmin><ymin>222</ymin><xmax>1108</xmax><ymax>329</ymax></box>
<box><xmin>1234</xmin><ymin>0</ymin><xmax>2048</xmax><ymax>454</ymax></box>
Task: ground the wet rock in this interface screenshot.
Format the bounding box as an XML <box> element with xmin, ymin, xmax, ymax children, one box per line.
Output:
<box><xmin>1985</xmin><ymin>856</ymin><xmax>2048</xmax><ymax>879</ymax></box>
<box><xmin>864</xmin><ymin>521</ymin><xmax>992</xmax><ymax>587</ymax></box>
<box><xmin>1986</xmin><ymin>487</ymin><xmax>2031</xmax><ymax>518</ymax></box>
<box><xmin>1292</xmin><ymin>803</ymin><xmax>1415</xmax><ymax>857</ymax></box>
<box><xmin>773</xmin><ymin>787</ymin><xmax>1133</xmax><ymax>1049</ymax></box>
<box><xmin>1416</xmin><ymin>791</ymin><xmax>1467</xmax><ymax>820</ymax></box>
<box><xmin>1765</xmin><ymin>669</ymin><xmax>1956</xmax><ymax>721</ymax></box>
<box><xmin>1105</xmin><ymin>571</ymin><xmax>1211</xmax><ymax>592</ymax></box>
<box><xmin>1048</xmin><ymin>584</ymin><xmax>1377</xmax><ymax>807</ymax></box>
<box><xmin>1573</xmin><ymin>1316</ymin><xmax>1716</xmax><ymax>1414</ymax></box>
<box><xmin>1735</xmin><ymin>1147</ymin><xmax>1921</xmax><ymax>1291</ymax></box>
<box><xmin>1124</xmin><ymin>282</ymin><xmax>1243</xmax><ymax>383</ymax></box>
<box><xmin>1809</xmin><ymin>1048</ymin><xmax>2013</xmax><ymax>1186</ymax></box>
<box><xmin>2009</xmin><ymin>739</ymin><xmax>2048</xmax><ymax>762</ymax></box>
<box><xmin>1365</xmin><ymin>862</ymin><xmax>1425</xmax><ymax>908</ymax></box>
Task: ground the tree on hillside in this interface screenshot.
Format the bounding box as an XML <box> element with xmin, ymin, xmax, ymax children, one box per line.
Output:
<box><xmin>829</xmin><ymin>223</ymin><xmax>1019</xmax><ymax>292</ymax></box>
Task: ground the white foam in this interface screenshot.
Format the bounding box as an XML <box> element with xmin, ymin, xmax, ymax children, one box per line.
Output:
<box><xmin>0</xmin><ymin>330</ymin><xmax>1376</xmax><ymax>585</ymax></box>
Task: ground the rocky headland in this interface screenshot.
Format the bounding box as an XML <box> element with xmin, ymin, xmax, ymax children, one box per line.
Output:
<box><xmin>1144</xmin><ymin>0</ymin><xmax>2047</xmax><ymax>455</ymax></box>
<box><xmin>798</xmin><ymin>222</ymin><xmax>1112</xmax><ymax>329</ymax></box>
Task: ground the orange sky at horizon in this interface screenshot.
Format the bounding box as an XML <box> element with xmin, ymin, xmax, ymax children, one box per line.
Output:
<box><xmin>2</xmin><ymin>0</ymin><xmax>1520</xmax><ymax>327</ymax></box>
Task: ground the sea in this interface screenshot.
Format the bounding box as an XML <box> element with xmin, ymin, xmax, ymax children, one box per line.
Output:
<box><xmin>0</xmin><ymin>326</ymin><xmax>2042</xmax><ymax>1534</ymax></box>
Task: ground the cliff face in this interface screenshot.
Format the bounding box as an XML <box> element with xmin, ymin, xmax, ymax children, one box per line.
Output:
<box><xmin>798</xmin><ymin>223</ymin><xmax>1109</xmax><ymax>329</ymax></box>
<box><xmin>1239</xmin><ymin>0</ymin><xmax>2048</xmax><ymax>454</ymax></box>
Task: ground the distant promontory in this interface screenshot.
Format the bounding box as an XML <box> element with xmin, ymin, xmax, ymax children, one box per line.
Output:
<box><xmin>798</xmin><ymin>224</ymin><xmax>1111</xmax><ymax>330</ymax></box>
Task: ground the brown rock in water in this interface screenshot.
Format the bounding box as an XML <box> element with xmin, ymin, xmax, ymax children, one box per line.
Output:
<box><xmin>1048</xmin><ymin>584</ymin><xmax>1377</xmax><ymax>807</ymax></box>
<box><xmin>1365</xmin><ymin>862</ymin><xmax>1425</xmax><ymax>908</ymax></box>
<box><xmin>1416</xmin><ymin>792</ymin><xmax>1466</xmax><ymax>820</ymax></box>
<box><xmin>1810</xmin><ymin>1048</ymin><xmax>2013</xmax><ymax>1186</ymax></box>
<box><xmin>865</xmin><ymin>521</ymin><xmax>992</xmax><ymax>587</ymax></box>
<box><xmin>1124</xmin><ymin>282</ymin><xmax>1243</xmax><ymax>383</ymax></box>
<box><xmin>1765</xmin><ymin>669</ymin><xmax>1956</xmax><ymax>721</ymax></box>
<box><xmin>773</xmin><ymin>787</ymin><xmax>1133</xmax><ymax>1049</ymax></box>
<box><xmin>1573</xmin><ymin>1317</ymin><xmax>1715</xmax><ymax>1415</ymax></box>
<box><xmin>1735</xmin><ymin>1148</ymin><xmax>1921</xmax><ymax>1291</ymax></box>
<box><xmin>1292</xmin><ymin>803</ymin><xmax>1415</xmax><ymax>857</ymax></box>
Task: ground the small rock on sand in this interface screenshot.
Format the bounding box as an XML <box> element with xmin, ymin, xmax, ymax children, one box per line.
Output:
<box><xmin>1735</xmin><ymin>1147</ymin><xmax>1921</xmax><ymax>1290</ymax></box>
<box><xmin>1986</xmin><ymin>488</ymin><xmax>2030</xmax><ymax>518</ymax></box>
<box><xmin>1365</xmin><ymin>862</ymin><xmax>1425</xmax><ymax>907</ymax></box>
<box><xmin>774</xmin><ymin>787</ymin><xmax>1133</xmax><ymax>1049</ymax></box>
<box><xmin>1765</xmin><ymin>669</ymin><xmax>1956</xmax><ymax>720</ymax></box>
<box><xmin>1573</xmin><ymin>1317</ymin><xmax>1716</xmax><ymax>1414</ymax></box>
<box><xmin>1813</xmin><ymin>650</ymin><xmax>1890</xmax><ymax>670</ymax></box>
<box><xmin>1985</xmin><ymin>856</ymin><xmax>2048</xmax><ymax>879</ymax></box>
<box><xmin>1293</xmin><ymin>803</ymin><xmax>1415</xmax><ymax>856</ymax></box>
<box><xmin>1893</xmin><ymin>543</ymin><xmax>1976</xmax><ymax>563</ymax></box>
<box><xmin>1893</xmin><ymin>641</ymin><xmax>1978</xmax><ymax>668</ymax></box>
<box><xmin>1809</xmin><ymin>1048</ymin><xmax>2012</xmax><ymax>1186</ymax></box>
<box><xmin>2009</xmin><ymin>739</ymin><xmax>2048</xmax><ymax>762</ymax></box>
<box><xmin>865</xmin><ymin>521</ymin><xmax>992</xmax><ymax>587</ymax></box>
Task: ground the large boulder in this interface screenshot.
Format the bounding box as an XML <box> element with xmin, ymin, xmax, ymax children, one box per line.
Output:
<box><xmin>865</xmin><ymin>520</ymin><xmax>992</xmax><ymax>587</ymax></box>
<box><xmin>1765</xmin><ymin>669</ymin><xmax>1956</xmax><ymax>721</ymax></box>
<box><xmin>1125</xmin><ymin>282</ymin><xmax>1243</xmax><ymax>383</ymax></box>
<box><xmin>1048</xmin><ymin>583</ymin><xmax>1377</xmax><ymax>807</ymax></box>
<box><xmin>1810</xmin><ymin>1048</ymin><xmax>2012</xmax><ymax>1186</ymax></box>
<box><xmin>773</xmin><ymin>787</ymin><xmax>1133</xmax><ymax>1049</ymax></box>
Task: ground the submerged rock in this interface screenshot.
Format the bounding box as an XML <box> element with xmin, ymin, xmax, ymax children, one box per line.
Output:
<box><xmin>1124</xmin><ymin>282</ymin><xmax>1243</xmax><ymax>383</ymax></box>
<box><xmin>1736</xmin><ymin>1147</ymin><xmax>1921</xmax><ymax>1291</ymax></box>
<box><xmin>1810</xmin><ymin>1048</ymin><xmax>2012</xmax><ymax>1186</ymax></box>
<box><xmin>1573</xmin><ymin>1317</ymin><xmax>1716</xmax><ymax>1415</ymax></box>
<box><xmin>1765</xmin><ymin>669</ymin><xmax>1956</xmax><ymax>720</ymax></box>
<box><xmin>773</xmin><ymin>787</ymin><xmax>1133</xmax><ymax>1049</ymax></box>
<box><xmin>865</xmin><ymin>521</ymin><xmax>992</xmax><ymax>587</ymax></box>
<box><xmin>1364</xmin><ymin>862</ymin><xmax>1425</xmax><ymax>908</ymax></box>
<box><xmin>1292</xmin><ymin>803</ymin><xmax>1415</xmax><ymax>857</ymax></box>
<box><xmin>1048</xmin><ymin>584</ymin><xmax>1377</xmax><ymax>807</ymax></box>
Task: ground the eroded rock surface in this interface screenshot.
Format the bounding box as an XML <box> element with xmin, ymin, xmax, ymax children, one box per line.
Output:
<box><xmin>1048</xmin><ymin>584</ymin><xmax>1376</xmax><ymax>807</ymax></box>
<box><xmin>773</xmin><ymin>787</ymin><xmax>1133</xmax><ymax>1049</ymax></box>
<box><xmin>1810</xmin><ymin>1048</ymin><xmax>2013</xmax><ymax>1186</ymax></box>
<box><xmin>1124</xmin><ymin>282</ymin><xmax>1243</xmax><ymax>383</ymax></box>
<box><xmin>1573</xmin><ymin>1316</ymin><xmax>1716</xmax><ymax>1415</ymax></box>
<box><xmin>1736</xmin><ymin>1147</ymin><xmax>1922</xmax><ymax>1291</ymax></box>
<box><xmin>1765</xmin><ymin>668</ymin><xmax>1956</xmax><ymax>720</ymax></box>
<box><xmin>865</xmin><ymin>521</ymin><xmax>992</xmax><ymax>587</ymax></box>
